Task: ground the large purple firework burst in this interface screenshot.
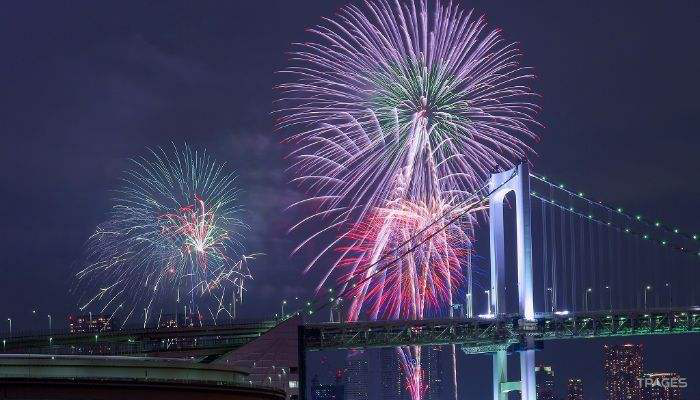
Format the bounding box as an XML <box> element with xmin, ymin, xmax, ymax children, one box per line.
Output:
<box><xmin>280</xmin><ymin>0</ymin><xmax>539</xmax><ymax>299</ymax></box>
<box><xmin>279</xmin><ymin>1</ymin><xmax>540</xmax><ymax>398</ymax></box>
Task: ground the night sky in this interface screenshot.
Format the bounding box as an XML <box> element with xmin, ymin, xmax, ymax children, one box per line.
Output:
<box><xmin>1</xmin><ymin>1</ymin><xmax>699</xmax><ymax>399</ymax></box>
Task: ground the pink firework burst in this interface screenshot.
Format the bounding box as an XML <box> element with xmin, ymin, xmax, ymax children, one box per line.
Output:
<box><xmin>159</xmin><ymin>195</ymin><xmax>229</xmax><ymax>272</ymax></box>
<box><xmin>279</xmin><ymin>0</ymin><xmax>540</xmax><ymax>398</ymax></box>
<box><xmin>338</xmin><ymin>198</ymin><xmax>479</xmax><ymax>322</ymax></box>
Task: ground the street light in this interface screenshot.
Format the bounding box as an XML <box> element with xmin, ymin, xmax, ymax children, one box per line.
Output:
<box><xmin>485</xmin><ymin>290</ymin><xmax>492</xmax><ymax>315</ymax></box>
<box><xmin>584</xmin><ymin>288</ymin><xmax>592</xmax><ymax>312</ymax></box>
<box><xmin>644</xmin><ymin>285</ymin><xmax>652</xmax><ymax>310</ymax></box>
<box><xmin>605</xmin><ymin>286</ymin><xmax>612</xmax><ymax>310</ymax></box>
<box><xmin>547</xmin><ymin>288</ymin><xmax>554</xmax><ymax>312</ymax></box>
<box><xmin>6</xmin><ymin>318</ymin><xmax>11</xmax><ymax>336</ymax></box>
<box><xmin>281</xmin><ymin>300</ymin><xmax>287</xmax><ymax>316</ymax></box>
<box><xmin>47</xmin><ymin>315</ymin><xmax>52</xmax><ymax>332</ymax></box>
<box><xmin>665</xmin><ymin>283</ymin><xmax>672</xmax><ymax>308</ymax></box>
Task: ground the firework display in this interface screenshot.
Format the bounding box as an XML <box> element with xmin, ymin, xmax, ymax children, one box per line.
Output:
<box><xmin>76</xmin><ymin>145</ymin><xmax>256</xmax><ymax>327</ymax></box>
<box><xmin>339</xmin><ymin>197</ymin><xmax>480</xmax><ymax>322</ymax></box>
<box><xmin>280</xmin><ymin>0</ymin><xmax>539</xmax><ymax>398</ymax></box>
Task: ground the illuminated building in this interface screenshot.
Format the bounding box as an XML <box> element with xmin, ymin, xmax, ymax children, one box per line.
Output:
<box><xmin>535</xmin><ymin>364</ymin><xmax>556</xmax><ymax>400</ymax></box>
<box><xmin>566</xmin><ymin>378</ymin><xmax>583</xmax><ymax>400</ymax></box>
<box><xmin>423</xmin><ymin>346</ymin><xmax>443</xmax><ymax>400</ymax></box>
<box><xmin>380</xmin><ymin>348</ymin><xmax>407</xmax><ymax>400</ymax></box>
<box><xmin>378</xmin><ymin>346</ymin><xmax>442</xmax><ymax>400</ymax></box>
<box><xmin>603</xmin><ymin>344</ymin><xmax>644</xmax><ymax>400</ymax></box>
<box><xmin>68</xmin><ymin>314</ymin><xmax>113</xmax><ymax>333</ymax></box>
<box><xmin>643</xmin><ymin>372</ymin><xmax>683</xmax><ymax>400</ymax></box>
<box><xmin>157</xmin><ymin>313</ymin><xmax>196</xmax><ymax>328</ymax></box>
<box><xmin>344</xmin><ymin>350</ymin><xmax>368</xmax><ymax>400</ymax></box>
<box><xmin>311</xmin><ymin>374</ymin><xmax>345</xmax><ymax>400</ymax></box>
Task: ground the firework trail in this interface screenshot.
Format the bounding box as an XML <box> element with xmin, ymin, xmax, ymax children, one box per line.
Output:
<box><xmin>76</xmin><ymin>144</ymin><xmax>257</xmax><ymax>327</ymax></box>
<box><xmin>339</xmin><ymin>197</ymin><xmax>479</xmax><ymax>322</ymax></box>
<box><xmin>280</xmin><ymin>0</ymin><xmax>539</xmax><ymax>397</ymax></box>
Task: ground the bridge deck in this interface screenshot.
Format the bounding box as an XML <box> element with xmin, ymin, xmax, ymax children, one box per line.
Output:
<box><xmin>1</xmin><ymin>320</ymin><xmax>277</xmax><ymax>357</ymax></box>
<box><xmin>299</xmin><ymin>308</ymin><xmax>700</xmax><ymax>352</ymax></box>
<box><xmin>3</xmin><ymin>309</ymin><xmax>699</xmax><ymax>357</ymax></box>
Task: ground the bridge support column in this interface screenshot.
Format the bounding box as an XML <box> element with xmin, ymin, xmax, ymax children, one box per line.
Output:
<box><xmin>520</xmin><ymin>349</ymin><xmax>536</xmax><ymax>400</ymax></box>
<box><xmin>489</xmin><ymin>163</ymin><xmax>536</xmax><ymax>400</ymax></box>
<box><xmin>492</xmin><ymin>350</ymin><xmax>508</xmax><ymax>400</ymax></box>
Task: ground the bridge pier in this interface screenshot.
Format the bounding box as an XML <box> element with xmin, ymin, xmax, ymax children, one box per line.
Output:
<box><xmin>520</xmin><ymin>349</ymin><xmax>536</xmax><ymax>400</ymax></box>
<box><xmin>488</xmin><ymin>163</ymin><xmax>536</xmax><ymax>400</ymax></box>
<box><xmin>492</xmin><ymin>349</ymin><xmax>508</xmax><ymax>400</ymax></box>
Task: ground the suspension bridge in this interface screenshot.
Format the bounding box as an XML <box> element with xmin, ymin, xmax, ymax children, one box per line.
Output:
<box><xmin>297</xmin><ymin>163</ymin><xmax>700</xmax><ymax>400</ymax></box>
<box><xmin>1</xmin><ymin>164</ymin><xmax>698</xmax><ymax>400</ymax></box>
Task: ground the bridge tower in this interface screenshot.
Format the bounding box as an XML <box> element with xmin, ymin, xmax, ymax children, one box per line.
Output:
<box><xmin>488</xmin><ymin>163</ymin><xmax>536</xmax><ymax>400</ymax></box>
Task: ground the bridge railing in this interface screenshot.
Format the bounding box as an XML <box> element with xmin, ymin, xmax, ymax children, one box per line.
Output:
<box><xmin>0</xmin><ymin>319</ymin><xmax>279</xmax><ymax>357</ymax></box>
<box><xmin>0</xmin><ymin>319</ymin><xmax>276</xmax><ymax>341</ymax></box>
<box><xmin>298</xmin><ymin>307</ymin><xmax>700</xmax><ymax>352</ymax></box>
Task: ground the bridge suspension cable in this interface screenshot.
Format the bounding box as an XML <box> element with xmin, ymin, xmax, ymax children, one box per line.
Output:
<box><xmin>287</xmin><ymin>169</ymin><xmax>519</xmax><ymax>320</ymax></box>
<box><xmin>530</xmin><ymin>172</ymin><xmax>699</xmax><ymax>314</ymax></box>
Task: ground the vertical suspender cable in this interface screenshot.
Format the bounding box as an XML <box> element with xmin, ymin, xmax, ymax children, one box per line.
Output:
<box><xmin>589</xmin><ymin>204</ymin><xmax>595</xmax><ymax>311</ymax></box>
<box><xmin>597</xmin><ymin>219</ymin><xmax>604</xmax><ymax>310</ymax></box>
<box><xmin>560</xmin><ymin>201</ymin><xmax>568</xmax><ymax>310</ymax></box>
<box><xmin>569</xmin><ymin>201</ymin><xmax>576</xmax><ymax>312</ymax></box>
<box><xmin>635</xmin><ymin>237</ymin><xmax>641</xmax><ymax>308</ymax></box>
<box><xmin>550</xmin><ymin>186</ymin><xmax>558</xmax><ymax>311</ymax></box>
<box><xmin>654</xmin><ymin>239</ymin><xmax>659</xmax><ymax>307</ymax></box>
<box><xmin>617</xmin><ymin>220</ymin><xmax>623</xmax><ymax>309</ymax></box>
<box><xmin>579</xmin><ymin>213</ymin><xmax>585</xmax><ymax>312</ymax></box>
<box><xmin>542</xmin><ymin>199</ymin><xmax>549</xmax><ymax>312</ymax></box>
<box><xmin>607</xmin><ymin>210</ymin><xmax>614</xmax><ymax>310</ymax></box>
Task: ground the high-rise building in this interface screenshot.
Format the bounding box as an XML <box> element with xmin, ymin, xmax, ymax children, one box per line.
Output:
<box><xmin>380</xmin><ymin>348</ymin><xmax>407</xmax><ymax>400</ymax></box>
<box><xmin>68</xmin><ymin>314</ymin><xmax>114</xmax><ymax>333</ymax></box>
<box><xmin>379</xmin><ymin>347</ymin><xmax>444</xmax><ymax>400</ymax></box>
<box><xmin>566</xmin><ymin>378</ymin><xmax>584</xmax><ymax>400</ymax></box>
<box><xmin>345</xmin><ymin>350</ymin><xmax>369</xmax><ymax>400</ymax></box>
<box><xmin>603</xmin><ymin>344</ymin><xmax>644</xmax><ymax>400</ymax></box>
<box><xmin>157</xmin><ymin>313</ymin><xmax>196</xmax><ymax>328</ymax></box>
<box><xmin>535</xmin><ymin>364</ymin><xmax>556</xmax><ymax>400</ymax></box>
<box><xmin>423</xmin><ymin>346</ymin><xmax>444</xmax><ymax>400</ymax></box>
<box><xmin>311</xmin><ymin>374</ymin><xmax>345</xmax><ymax>400</ymax></box>
<box><xmin>642</xmin><ymin>372</ymin><xmax>683</xmax><ymax>400</ymax></box>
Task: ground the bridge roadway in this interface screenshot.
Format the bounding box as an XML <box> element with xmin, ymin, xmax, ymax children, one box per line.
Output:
<box><xmin>1</xmin><ymin>320</ymin><xmax>277</xmax><ymax>357</ymax></box>
<box><xmin>299</xmin><ymin>307</ymin><xmax>700</xmax><ymax>353</ymax></box>
<box><xmin>3</xmin><ymin>308</ymin><xmax>699</xmax><ymax>357</ymax></box>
